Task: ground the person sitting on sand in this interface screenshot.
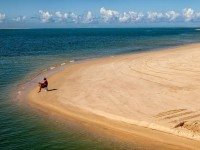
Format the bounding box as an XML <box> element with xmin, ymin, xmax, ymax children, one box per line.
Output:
<box><xmin>38</xmin><ymin>77</ymin><xmax>48</xmax><ymax>93</ymax></box>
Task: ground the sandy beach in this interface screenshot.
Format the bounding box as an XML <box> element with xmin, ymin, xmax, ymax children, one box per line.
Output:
<box><xmin>28</xmin><ymin>44</ymin><xmax>200</xmax><ymax>149</ymax></box>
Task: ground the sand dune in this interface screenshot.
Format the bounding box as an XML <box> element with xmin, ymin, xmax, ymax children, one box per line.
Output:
<box><xmin>29</xmin><ymin>44</ymin><xmax>200</xmax><ymax>149</ymax></box>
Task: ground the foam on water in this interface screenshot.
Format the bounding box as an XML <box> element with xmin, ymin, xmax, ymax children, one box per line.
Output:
<box><xmin>50</xmin><ymin>66</ymin><xmax>55</xmax><ymax>70</ymax></box>
<box><xmin>61</xmin><ymin>62</ymin><xmax>66</xmax><ymax>66</ymax></box>
<box><xmin>69</xmin><ymin>60</ymin><xmax>75</xmax><ymax>63</ymax></box>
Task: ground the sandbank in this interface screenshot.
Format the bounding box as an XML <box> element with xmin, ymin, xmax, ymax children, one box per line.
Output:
<box><xmin>28</xmin><ymin>44</ymin><xmax>200</xmax><ymax>149</ymax></box>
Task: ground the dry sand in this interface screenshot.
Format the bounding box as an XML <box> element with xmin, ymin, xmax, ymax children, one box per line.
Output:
<box><xmin>28</xmin><ymin>44</ymin><xmax>200</xmax><ymax>149</ymax></box>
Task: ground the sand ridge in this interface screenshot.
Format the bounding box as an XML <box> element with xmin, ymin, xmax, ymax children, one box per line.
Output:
<box><xmin>29</xmin><ymin>43</ymin><xmax>200</xmax><ymax>149</ymax></box>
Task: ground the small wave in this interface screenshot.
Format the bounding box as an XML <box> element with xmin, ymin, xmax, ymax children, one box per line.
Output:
<box><xmin>61</xmin><ymin>62</ymin><xmax>66</xmax><ymax>66</ymax></box>
<box><xmin>17</xmin><ymin>61</ymin><xmax>68</xmax><ymax>88</ymax></box>
<box><xmin>50</xmin><ymin>66</ymin><xmax>55</xmax><ymax>70</ymax></box>
<box><xmin>69</xmin><ymin>60</ymin><xmax>75</xmax><ymax>63</ymax></box>
<box><xmin>195</xmin><ymin>29</ymin><xmax>200</xmax><ymax>31</ymax></box>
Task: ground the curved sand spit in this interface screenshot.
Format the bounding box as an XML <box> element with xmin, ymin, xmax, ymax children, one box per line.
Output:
<box><xmin>29</xmin><ymin>44</ymin><xmax>200</xmax><ymax>149</ymax></box>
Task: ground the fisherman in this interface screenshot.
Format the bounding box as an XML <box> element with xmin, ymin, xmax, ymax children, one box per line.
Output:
<box><xmin>38</xmin><ymin>77</ymin><xmax>48</xmax><ymax>93</ymax></box>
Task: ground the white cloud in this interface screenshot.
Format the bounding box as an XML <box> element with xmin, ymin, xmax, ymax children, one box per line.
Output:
<box><xmin>165</xmin><ymin>11</ymin><xmax>179</xmax><ymax>21</ymax></box>
<box><xmin>55</xmin><ymin>11</ymin><xmax>63</xmax><ymax>19</ymax></box>
<box><xmin>183</xmin><ymin>8</ymin><xmax>195</xmax><ymax>21</ymax></box>
<box><xmin>39</xmin><ymin>10</ymin><xmax>53</xmax><ymax>23</ymax></box>
<box><xmin>146</xmin><ymin>11</ymin><xmax>180</xmax><ymax>22</ymax></box>
<box><xmin>100</xmin><ymin>7</ymin><xmax>119</xmax><ymax>23</ymax></box>
<box><xmin>183</xmin><ymin>8</ymin><xmax>200</xmax><ymax>22</ymax></box>
<box><xmin>55</xmin><ymin>11</ymin><xmax>68</xmax><ymax>22</ymax></box>
<box><xmin>8</xmin><ymin>8</ymin><xmax>200</xmax><ymax>25</ymax></box>
<box><xmin>147</xmin><ymin>12</ymin><xmax>165</xmax><ymax>22</ymax></box>
<box><xmin>38</xmin><ymin>10</ymin><xmax>79</xmax><ymax>23</ymax></box>
<box><xmin>119</xmin><ymin>11</ymin><xmax>144</xmax><ymax>23</ymax></box>
<box><xmin>196</xmin><ymin>12</ymin><xmax>200</xmax><ymax>19</ymax></box>
<box><xmin>0</xmin><ymin>13</ymin><xmax>5</xmax><ymax>22</ymax></box>
<box><xmin>63</xmin><ymin>13</ymin><xmax>69</xmax><ymax>20</ymax></box>
<box><xmin>13</xmin><ymin>16</ymin><xmax>26</xmax><ymax>22</ymax></box>
<box><xmin>119</xmin><ymin>12</ymin><xmax>130</xmax><ymax>23</ymax></box>
<box><xmin>69</xmin><ymin>12</ymin><xmax>78</xmax><ymax>23</ymax></box>
<box><xmin>55</xmin><ymin>11</ymin><xmax>95</xmax><ymax>24</ymax></box>
<box><xmin>82</xmin><ymin>11</ymin><xmax>93</xmax><ymax>23</ymax></box>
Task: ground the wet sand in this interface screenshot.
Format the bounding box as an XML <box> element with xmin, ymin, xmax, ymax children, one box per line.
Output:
<box><xmin>28</xmin><ymin>44</ymin><xmax>200</xmax><ymax>149</ymax></box>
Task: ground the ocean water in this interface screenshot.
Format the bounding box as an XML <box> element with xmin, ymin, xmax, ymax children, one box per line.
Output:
<box><xmin>1</xmin><ymin>28</ymin><xmax>200</xmax><ymax>149</ymax></box>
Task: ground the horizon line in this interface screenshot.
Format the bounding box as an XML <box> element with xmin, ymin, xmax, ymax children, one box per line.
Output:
<box><xmin>0</xmin><ymin>26</ymin><xmax>200</xmax><ymax>30</ymax></box>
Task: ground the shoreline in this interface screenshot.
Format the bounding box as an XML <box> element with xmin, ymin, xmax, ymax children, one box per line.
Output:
<box><xmin>27</xmin><ymin>43</ymin><xmax>200</xmax><ymax>149</ymax></box>
<box><xmin>28</xmin><ymin>91</ymin><xmax>200</xmax><ymax>150</ymax></box>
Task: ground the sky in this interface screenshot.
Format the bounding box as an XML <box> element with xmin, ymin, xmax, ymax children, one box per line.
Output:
<box><xmin>1</xmin><ymin>0</ymin><xmax>200</xmax><ymax>28</ymax></box>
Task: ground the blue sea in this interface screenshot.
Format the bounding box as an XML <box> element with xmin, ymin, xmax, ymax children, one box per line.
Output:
<box><xmin>1</xmin><ymin>28</ymin><xmax>200</xmax><ymax>149</ymax></box>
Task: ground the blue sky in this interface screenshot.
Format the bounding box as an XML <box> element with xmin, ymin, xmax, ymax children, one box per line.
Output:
<box><xmin>1</xmin><ymin>0</ymin><xmax>200</xmax><ymax>28</ymax></box>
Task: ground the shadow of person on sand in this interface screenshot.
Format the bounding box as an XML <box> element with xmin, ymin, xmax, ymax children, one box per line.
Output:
<box><xmin>47</xmin><ymin>88</ymin><xmax>58</xmax><ymax>92</ymax></box>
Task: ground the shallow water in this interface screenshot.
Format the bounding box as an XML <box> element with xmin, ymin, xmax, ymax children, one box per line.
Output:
<box><xmin>1</xmin><ymin>28</ymin><xmax>200</xmax><ymax>149</ymax></box>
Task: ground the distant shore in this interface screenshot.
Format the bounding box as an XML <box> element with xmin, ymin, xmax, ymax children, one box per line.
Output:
<box><xmin>28</xmin><ymin>43</ymin><xmax>200</xmax><ymax>149</ymax></box>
